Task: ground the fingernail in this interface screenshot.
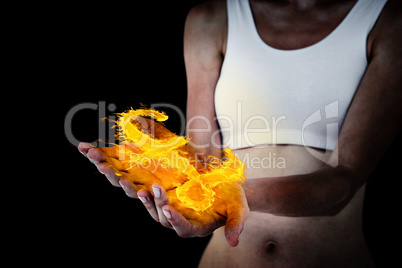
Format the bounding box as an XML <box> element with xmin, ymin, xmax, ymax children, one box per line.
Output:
<box><xmin>152</xmin><ymin>186</ymin><xmax>161</xmax><ymax>198</ymax></box>
<box><xmin>162</xmin><ymin>209</ymin><xmax>171</xmax><ymax>219</ymax></box>
<box><xmin>138</xmin><ymin>196</ymin><xmax>148</xmax><ymax>203</ymax></box>
<box><xmin>119</xmin><ymin>180</ymin><xmax>126</xmax><ymax>189</ymax></box>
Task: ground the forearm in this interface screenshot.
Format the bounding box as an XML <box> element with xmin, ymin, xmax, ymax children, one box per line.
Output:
<box><xmin>243</xmin><ymin>165</ymin><xmax>361</xmax><ymax>217</ymax></box>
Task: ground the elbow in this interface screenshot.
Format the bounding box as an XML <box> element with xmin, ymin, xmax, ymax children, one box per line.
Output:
<box><xmin>323</xmin><ymin>198</ymin><xmax>353</xmax><ymax>216</ymax></box>
<box><xmin>323</xmin><ymin>165</ymin><xmax>364</xmax><ymax>216</ymax></box>
<box><xmin>298</xmin><ymin>165</ymin><xmax>363</xmax><ymax>217</ymax></box>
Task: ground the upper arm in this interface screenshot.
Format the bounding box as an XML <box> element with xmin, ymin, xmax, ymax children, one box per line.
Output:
<box><xmin>184</xmin><ymin>1</ymin><xmax>227</xmax><ymax>157</ymax></box>
<box><xmin>333</xmin><ymin>1</ymin><xmax>402</xmax><ymax>186</ymax></box>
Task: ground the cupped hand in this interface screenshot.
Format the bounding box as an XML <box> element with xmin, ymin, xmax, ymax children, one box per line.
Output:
<box><xmin>77</xmin><ymin>142</ymin><xmax>148</xmax><ymax>195</ymax></box>
<box><xmin>78</xmin><ymin>142</ymin><xmax>249</xmax><ymax>246</ymax></box>
<box><xmin>78</xmin><ymin>142</ymin><xmax>188</xmax><ymax>222</ymax></box>
<box><xmin>151</xmin><ymin>181</ymin><xmax>249</xmax><ymax>247</ymax></box>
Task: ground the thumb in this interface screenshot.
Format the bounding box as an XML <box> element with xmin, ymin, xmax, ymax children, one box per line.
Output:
<box><xmin>224</xmin><ymin>205</ymin><xmax>248</xmax><ymax>247</ymax></box>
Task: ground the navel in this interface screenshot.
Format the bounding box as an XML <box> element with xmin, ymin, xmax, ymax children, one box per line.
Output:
<box><xmin>265</xmin><ymin>241</ymin><xmax>277</xmax><ymax>254</ymax></box>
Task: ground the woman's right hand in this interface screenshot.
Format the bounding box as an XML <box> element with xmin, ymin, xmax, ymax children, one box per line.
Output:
<box><xmin>77</xmin><ymin>142</ymin><xmax>156</xmax><ymax>200</ymax></box>
<box><xmin>78</xmin><ymin>142</ymin><xmax>184</xmax><ymax>224</ymax></box>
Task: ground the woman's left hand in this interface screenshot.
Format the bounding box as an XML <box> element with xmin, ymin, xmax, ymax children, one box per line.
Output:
<box><xmin>148</xmin><ymin>182</ymin><xmax>249</xmax><ymax>247</ymax></box>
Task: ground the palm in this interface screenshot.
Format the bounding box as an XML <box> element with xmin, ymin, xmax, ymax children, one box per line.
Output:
<box><xmin>100</xmin><ymin>145</ymin><xmax>188</xmax><ymax>191</ymax></box>
<box><xmin>166</xmin><ymin>182</ymin><xmax>249</xmax><ymax>244</ymax></box>
<box><xmin>83</xmin><ymin>143</ymin><xmax>248</xmax><ymax>246</ymax></box>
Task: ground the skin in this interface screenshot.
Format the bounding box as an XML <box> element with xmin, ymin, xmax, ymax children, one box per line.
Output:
<box><xmin>78</xmin><ymin>0</ymin><xmax>402</xmax><ymax>266</ymax></box>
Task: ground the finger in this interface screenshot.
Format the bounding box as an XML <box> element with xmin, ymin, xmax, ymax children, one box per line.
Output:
<box><xmin>96</xmin><ymin>161</ymin><xmax>124</xmax><ymax>187</ymax></box>
<box><xmin>78</xmin><ymin>142</ymin><xmax>96</xmax><ymax>157</ymax></box>
<box><xmin>100</xmin><ymin>145</ymin><xmax>141</xmax><ymax>157</ymax></box>
<box><xmin>87</xmin><ymin>147</ymin><xmax>107</xmax><ymax>163</ymax></box>
<box><xmin>224</xmin><ymin>216</ymin><xmax>244</xmax><ymax>247</ymax></box>
<box><xmin>87</xmin><ymin>147</ymin><xmax>130</xmax><ymax>186</ymax></box>
<box><xmin>152</xmin><ymin>184</ymin><xmax>172</xmax><ymax>228</ymax></box>
<box><xmin>119</xmin><ymin>179</ymin><xmax>140</xmax><ymax>198</ymax></box>
<box><xmin>98</xmin><ymin>148</ymin><xmax>134</xmax><ymax>171</ymax></box>
<box><xmin>161</xmin><ymin>205</ymin><xmax>197</xmax><ymax>238</ymax></box>
<box><xmin>99</xmin><ymin>146</ymin><xmax>120</xmax><ymax>158</ymax></box>
<box><xmin>138</xmin><ymin>190</ymin><xmax>159</xmax><ymax>222</ymax></box>
<box><xmin>88</xmin><ymin>147</ymin><xmax>128</xmax><ymax>170</ymax></box>
<box><xmin>224</xmin><ymin>204</ymin><xmax>249</xmax><ymax>247</ymax></box>
<box><xmin>107</xmin><ymin>157</ymin><xmax>131</xmax><ymax>171</ymax></box>
<box><xmin>86</xmin><ymin>147</ymin><xmax>123</xmax><ymax>187</ymax></box>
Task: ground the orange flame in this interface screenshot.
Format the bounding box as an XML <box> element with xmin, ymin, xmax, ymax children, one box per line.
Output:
<box><xmin>112</xmin><ymin>108</ymin><xmax>246</xmax><ymax>212</ymax></box>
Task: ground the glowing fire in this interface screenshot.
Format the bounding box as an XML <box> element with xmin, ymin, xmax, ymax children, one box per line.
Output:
<box><xmin>108</xmin><ymin>108</ymin><xmax>246</xmax><ymax>212</ymax></box>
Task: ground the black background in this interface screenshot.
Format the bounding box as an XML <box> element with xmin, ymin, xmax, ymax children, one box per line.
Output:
<box><xmin>50</xmin><ymin>1</ymin><xmax>401</xmax><ymax>267</ymax></box>
<box><xmin>54</xmin><ymin>2</ymin><xmax>209</xmax><ymax>267</ymax></box>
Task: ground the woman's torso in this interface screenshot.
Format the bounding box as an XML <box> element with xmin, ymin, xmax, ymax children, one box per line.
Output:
<box><xmin>196</xmin><ymin>0</ymin><xmax>388</xmax><ymax>266</ymax></box>
<box><xmin>199</xmin><ymin>145</ymin><xmax>372</xmax><ymax>267</ymax></box>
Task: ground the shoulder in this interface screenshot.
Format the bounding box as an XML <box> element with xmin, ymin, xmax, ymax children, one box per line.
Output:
<box><xmin>184</xmin><ymin>1</ymin><xmax>227</xmax><ymax>54</ymax></box>
<box><xmin>369</xmin><ymin>0</ymin><xmax>402</xmax><ymax>60</ymax></box>
<box><xmin>185</xmin><ymin>0</ymin><xmax>227</xmax><ymax>29</ymax></box>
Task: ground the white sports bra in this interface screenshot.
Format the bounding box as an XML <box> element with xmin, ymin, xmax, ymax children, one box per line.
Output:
<box><xmin>214</xmin><ymin>0</ymin><xmax>387</xmax><ymax>150</ymax></box>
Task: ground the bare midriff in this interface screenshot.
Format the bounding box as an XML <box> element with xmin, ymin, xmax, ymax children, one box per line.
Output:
<box><xmin>199</xmin><ymin>145</ymin><xmax>373</xmax><ymax>268</ymax></box>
